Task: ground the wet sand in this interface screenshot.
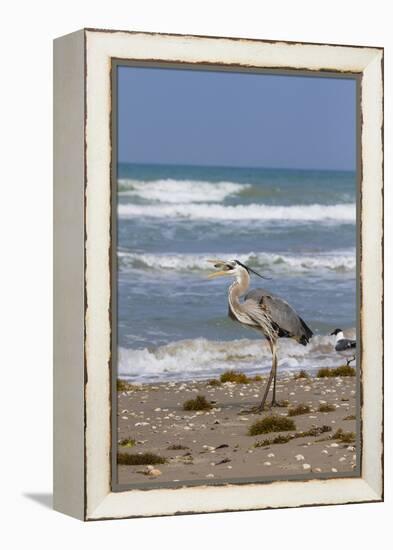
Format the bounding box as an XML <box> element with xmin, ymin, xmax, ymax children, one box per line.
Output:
<box><xmin>116</xmin><ymin>373</ymin><xmax>357</xmax><ymax>486</ymax></box>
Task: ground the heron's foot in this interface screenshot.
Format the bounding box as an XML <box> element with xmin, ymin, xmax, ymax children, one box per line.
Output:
<box><xmin>238</xmin><ymin>405</ymin><xmax>265</xmax><ymax>415</ymax></box>
<box><xmin>270</xmin><ymin>400</ymin><xmax>289</xmax><ymax>408</ymax></box>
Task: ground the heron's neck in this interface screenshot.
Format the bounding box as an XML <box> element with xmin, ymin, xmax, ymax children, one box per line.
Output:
<box><xmin>228</xmin><ymin>270</ymin><xmax>250</xmax><ymax>304</ymax></box>
<box><xmin>335</xmin><ymin>331</ymin><xmax>344</xmax><ymax>342</ymax></box>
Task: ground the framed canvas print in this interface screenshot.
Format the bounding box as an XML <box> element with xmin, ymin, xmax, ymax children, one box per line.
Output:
<box><xmin>53</xmin><ymin>29</ymin><xmax>383</xmax><ymax>521</ymax></box>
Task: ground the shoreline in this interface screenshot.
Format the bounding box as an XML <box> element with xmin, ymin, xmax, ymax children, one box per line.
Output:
<box><xmin>116</xmin><ymin>371</ymin><xmax>358</xmax><ymax>487</ymax></box>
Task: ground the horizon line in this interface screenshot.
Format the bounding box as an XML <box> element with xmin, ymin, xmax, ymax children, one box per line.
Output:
<box><xmin>117</xmin><ymin>161</ymin><xmax>356</xmax><ymax>173</ymax></box>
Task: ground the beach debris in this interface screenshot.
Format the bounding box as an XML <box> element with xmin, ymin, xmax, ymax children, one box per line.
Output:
<box><xmin>254</xmin><ymin>424</ymin><xmax>331</xmax><ymax>448</ymax></box>
<box><xmin>295</xmin><ymin>454</ymin><xmax>305</xmax><ymax>461</ymax></box>
<box><xmin>331</xmin><ymin>468</ymin><xmax>338</xmax><ymax>473</ymax></box>
<box><xmin>207</xmin><ymin>379</ymin><xmax>221</xmax><ymax>386</ymax></box>
<box><xmin>206</xmin><ymin>473</ymin><xmax>215</xmax><ymax>478</ymax></box>
<box><xmin>215</xmin><ymin>444</ymin><xmax>229</xmax><ymax>449</ymax></box>
<box><xmin>117</xmin><ymin>452</ymin><xmax>166</xmax><ymax>465</ymax></box>
<box><xmin>117</xmin><ymin>379</ymin><xmax>141</xmax><ymax>392</ymax></box>
<box><xmin>302</xmin><ymin>463</ymin><xmax>311</xmax><ymax>470</ymax></box>
<box><xmin>317</xmin><ymin>366</ymin><xmax>356</xmax><ymax>378</ymax></box>
<box><xmin>214</xmin><ymin>420</ymin><xmax>220</xmax><ymax>425</ymax></box>
<box><xmin>330</xmin><ymin>443</ymin><xmax>340</xmax><ymax>448</ymax></box>
<box><xmin>267</xmin><ymin>452</ymin><xmax>275</xmax><ymax>458</ymax></box>
<box><xmin>145</xmin><ymin>466</ymin><xmax>162</xmax><ymax>477</ymax></box>
<box><xmin>288</xmin><ymin>404</ymin><xmax>311</xmax><ymax>416</ymax></box>
<box><xmin>215</xmin><ymin>458</ymin><xmax>231</xmax><ymax>465</ymax></box>
<box><xmin>321</xmin><ymin>450</ymin><xmax>329</xmax><ymax>455</ymax></box>
<box><xmin>294</xmin><ymin>370</ymin><xmax>310</xmax><ymax>380</ymax></box>
<box><xmin>219</xmin><ymin>370</ymin><xmax>263</xmax><ymax>384</ymax></box>
<box><xmin>248</xmin><ymin>415</ymin><xmax>296</xmax><ymax>436</ymax></box>
<box><xmin>171</xmin><ymin>454</ymin><xmax>194</xmax><ymax>465</ymax></box>
<box><xmin>263</xmin><ymin>462</ymin><xmax>272</xmax><ymax>466</ymax></box>
<box><xmin>119</xmin><ymin>437</ymin><xmax>136</xmax><ymax>448</ymax></box>
<box><xmin>183</xmin><ymin>395</ymin><xmax>212</xmax><ymax>411</ymax></box>
<box><xmin>331</xmin><ymin>428</ymin><xmax>356</xmax><ymax>443</ymax></box>
<box><xmin>167</xmin><ymin>444</ymin><xmax>189</xmax><ymax>451</ymax></box>
<box><xmin>318</xmin><ymin>403</ymin><xmax>336</xmax><ymax>413</ymax></box>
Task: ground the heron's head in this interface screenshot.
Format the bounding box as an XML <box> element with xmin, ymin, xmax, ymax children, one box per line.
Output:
<box><xmin>330</xmin><ymin>328</ymin><xmax>343</xmax><ymax>336</ymax></box>
<box><xmin>207</xmin><ymin>258</ymin><xmax>270</xmax><ymax>280</ymax></box>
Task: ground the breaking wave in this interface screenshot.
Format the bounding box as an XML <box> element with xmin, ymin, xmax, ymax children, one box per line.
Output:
<box><xmin>118</xmin><ymin>202</ymin><xmax>356</xmax><ymax>223</ymax></box>
<box><xmin>118</xmin><ymin>178</ymin><xmax>249</xmax><ymax>203</ymax></box>
<box><xmin>118</xmin><ymin>333</ymin><xmax>356</xmax><ymax>383</ymax></box>
<box><xmin>117</xmin><ymin>249</ymin><xmax>356</xmax><ymax>275</ymax></box>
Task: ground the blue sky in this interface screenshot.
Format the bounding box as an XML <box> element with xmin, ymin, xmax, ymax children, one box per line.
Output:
<box><xmin>118</xmin><ymin>66</ymin><xmax>356</xmax><ymax>171</ymax></box>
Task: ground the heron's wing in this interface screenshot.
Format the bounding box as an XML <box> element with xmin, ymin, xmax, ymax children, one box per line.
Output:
<box><xmin>335</xmin><ymin>339</ymin><xmax>356</xmax><ymax>352</ymax></box>
<box><xmin>244</xmin><ymin>288</ymin><xmax>313</xmax><ymax>345</ymax></box>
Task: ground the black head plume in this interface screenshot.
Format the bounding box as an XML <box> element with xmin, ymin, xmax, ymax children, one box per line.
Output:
<box><xmin>235</xmin><ymin>260</ymin><xmax>271</xmax><ymax>280</ymax></box>
<box><xmin>330</xmin><ymin>328</ymin><xmax>343</xmax><ymax>336</ymax></box>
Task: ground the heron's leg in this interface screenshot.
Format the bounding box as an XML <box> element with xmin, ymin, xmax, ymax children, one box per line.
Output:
<box><xmin>270</xmin><ymin>346</ymin><xmax>279</xmax><ymax>407</ymax></box>
<box><xmin>258</xmin><ymin>340</ymin><xmax>277</xmax><ymax>411</ymax></box>
<box><xmin>346</xmin><ymin>356</ymin><xmax>356</xmax><ymax>366</ymax></box>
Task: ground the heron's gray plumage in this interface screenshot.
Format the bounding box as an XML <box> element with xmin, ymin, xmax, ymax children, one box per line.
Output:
<box><xmin>244</xmin><ymin>288</ymin><xmax>313</xmax><ymax>345</ymax></box>
<box><xmin>208</xmin><ymin>258</ymin><xmax>313</xmax><ymax>410</ymax></box>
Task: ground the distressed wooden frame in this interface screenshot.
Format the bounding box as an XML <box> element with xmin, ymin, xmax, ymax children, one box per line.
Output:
<box><xmin>53</xmin><ymin>28</ymin><xmax>383</xmax><ymax>521</ymax></box>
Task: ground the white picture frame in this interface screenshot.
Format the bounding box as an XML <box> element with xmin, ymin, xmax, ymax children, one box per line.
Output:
<box><xmin>53</xmin><ymin>28</ymin><xmax>383</xmax><ymax>521</ymax></box>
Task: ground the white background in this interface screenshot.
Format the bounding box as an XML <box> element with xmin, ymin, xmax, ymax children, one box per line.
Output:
<box><xmin>1</xmin><ymin>1</ymin><xmax>391</xmax><ymax>548</ymax></box>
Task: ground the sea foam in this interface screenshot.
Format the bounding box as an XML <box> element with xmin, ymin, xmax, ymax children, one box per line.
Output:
<box><xmin>118</xmin><ymin>332</ymin><xmax>356</xmax><ymax>383</ymax></box>
<box><xmin>118</xmin><ymin>178</ymin><xmax>248</xmax><ymax>203</ymax></box>
<box><xmin>118</xmin><ymin>202</ymin><xmax>356</xmax><ymax>223</ymax></box>
<box><xmin>117</xmin><ymin>249</ymin><xmax>356</xmax><ymax>275</ymax></box>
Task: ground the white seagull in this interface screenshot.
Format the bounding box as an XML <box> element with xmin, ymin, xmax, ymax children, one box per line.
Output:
<box><xmin>330</xmin><ymin>328</ymin><xmax>356</xmax><ymax>366</ymax></box>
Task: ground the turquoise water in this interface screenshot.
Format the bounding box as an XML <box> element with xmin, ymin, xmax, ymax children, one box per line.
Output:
<box><xmin>117</xmin><ymin>163</ymin><xmax>356</xmax><ymax>382</ymax></box>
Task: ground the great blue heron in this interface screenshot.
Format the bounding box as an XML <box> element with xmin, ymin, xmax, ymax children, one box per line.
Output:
<box><xmin>330</xmin><ymin>328</ymin><xmax>356</xmax><ymax>366</ymax></box>
<box><xmin>208</xmin><ymin>258</ymin><xmax>313</xmax><ymax>411</ymax></box>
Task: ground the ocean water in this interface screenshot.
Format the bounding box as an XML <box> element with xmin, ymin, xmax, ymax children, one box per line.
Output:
<box><xmin>117</xmin><ymin>163</ymin><xmax>357</xmax><ymax>382</ymax></box>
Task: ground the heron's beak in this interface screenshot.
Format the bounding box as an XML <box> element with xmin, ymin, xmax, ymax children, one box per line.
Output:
<box><xmin>206</xmin><ymin>258</ymin><xmax>230</xmax><ymax>279</ymax></box>
<box><xmin>207</xmin><ymin>270</ymin><xmax>229</xmax><ymax>279</ymax></box>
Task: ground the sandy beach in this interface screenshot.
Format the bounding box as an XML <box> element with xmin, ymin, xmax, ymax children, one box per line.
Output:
<box><xmin>116</xmin><ymin>372</ymin><xmax>358</xmax><ymax>487</ymax></box>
